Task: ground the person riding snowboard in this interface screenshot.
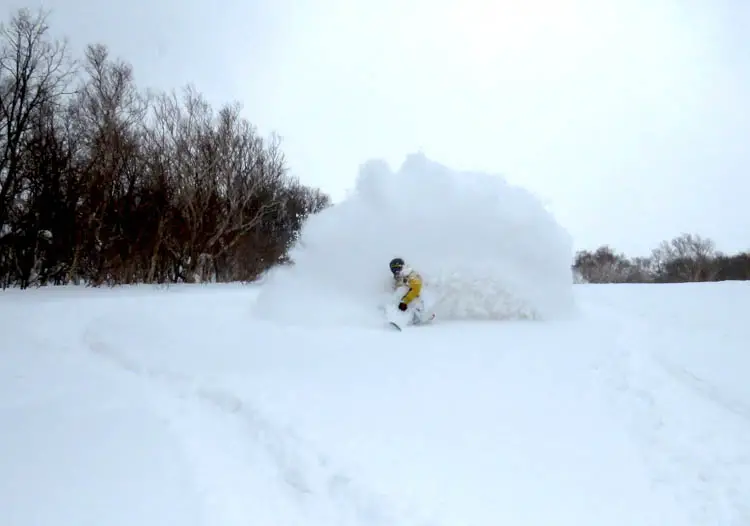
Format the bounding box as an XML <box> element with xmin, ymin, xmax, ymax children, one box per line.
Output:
<box><xmin>389</xmin><ymin>257</ymin><xmax>434</xmax><ymax>324</ymax></box>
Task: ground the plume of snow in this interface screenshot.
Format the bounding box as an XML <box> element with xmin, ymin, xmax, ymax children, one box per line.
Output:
<box><xmin>255</xmin><ymin>153</ymin><xmax>575</xmax><ymax>327</ymax></box>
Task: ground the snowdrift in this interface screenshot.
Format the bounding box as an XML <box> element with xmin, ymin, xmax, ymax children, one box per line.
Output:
<box><xmin>255</xmin><ymin>153</ymin><xmax>575</xmax><ymax>326</ymax></box>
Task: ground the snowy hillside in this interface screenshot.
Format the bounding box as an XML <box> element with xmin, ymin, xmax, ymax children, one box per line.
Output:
<box><xmin>1</xmin><ymin>282</ymin><xmax>749</xmax><ymax>525</ymax></box>
<box><xmin>1</xmin><ymin>155</ymin><xmax>748</xmax><ymax>526</ymax></box>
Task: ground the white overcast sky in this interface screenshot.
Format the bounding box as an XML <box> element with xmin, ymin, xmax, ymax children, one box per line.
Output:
<box><xmin>8</xmin><ymin>0</ymin><xmax>750</xmax><ymax>255</ymax></box>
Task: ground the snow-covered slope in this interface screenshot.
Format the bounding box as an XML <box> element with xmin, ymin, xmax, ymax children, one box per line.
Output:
<box><xmin>1</xmin><ymin>282</ymin><xmax>749</xmax><ymax>526</ymax></box>
<box><xmin>1</xmin><ymin>155</ymin><xmax>748</xmax><ymax>525</ymax></box>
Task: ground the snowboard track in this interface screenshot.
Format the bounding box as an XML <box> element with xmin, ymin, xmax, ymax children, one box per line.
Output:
<box><xmin>81</xmin><ymin>319</ymin><xmax>441</xmax><ymax>526</ymax></box>
<box><xmin>595</xmin><ymin>306</ymin><xmax>750</xmax><ymax>526</ymax></box>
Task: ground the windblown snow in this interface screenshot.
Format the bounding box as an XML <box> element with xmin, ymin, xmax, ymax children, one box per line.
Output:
<box><xmin>1</xmin><ymin>154</ymin><xmax>749</xmax><ymax>526</ymax></box>
<box><xmin>255</xmin><ymin>153</ymin><xmax>575</xmax><ymax>326</ymax></box>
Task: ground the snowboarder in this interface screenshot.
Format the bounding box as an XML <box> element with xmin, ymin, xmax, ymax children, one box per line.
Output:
<box><xmin>389</xmin><ymin>257</ymin><xmax>435</xmax><ymax>325</ymax></box>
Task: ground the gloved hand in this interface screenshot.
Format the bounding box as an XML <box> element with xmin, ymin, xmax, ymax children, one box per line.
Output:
<box><xmin>398</xmin><ymin>302</ymin><xmax>407</xmax><ymax>311</ymax></box>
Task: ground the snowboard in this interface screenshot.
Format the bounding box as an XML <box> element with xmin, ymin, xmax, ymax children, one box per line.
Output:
<box><xmin>387</xmin><ymin>312</ymin><xmax>435</xmax><ymax>331</ymax></box>
<box><xmin>382</xmin><ymin>301</ymin><xmax>435</xmax><ymax>332</ymax></box>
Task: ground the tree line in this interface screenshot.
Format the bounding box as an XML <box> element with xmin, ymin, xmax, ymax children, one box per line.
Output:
<box><xmin>0</xmin><ymin>8</ymin><xmax>330</xmax><ymax>288</ymax></box>
<box><xmin>573</xmin><ymin>233</ymin><xmax>750</xmax><ymax>284</ymax></box>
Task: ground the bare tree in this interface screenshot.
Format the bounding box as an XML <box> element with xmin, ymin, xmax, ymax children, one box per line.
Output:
<box><xmin>0</xmin><ymin>8</ymin><xmax>75</xmax><ymax>286</ymax></box>
<box><xmin>199</xmin><ymin>107</ymin><xmax>283</xmax><ymax>272</ymax></box>
<box><xmin>651</xmin><ymin>233</ymin><xmax>717</xmax><ymax>282</ymax></box>
<box><xmin>573</xmin><ymin>246</ymin><xmax>640</xmax><ymax>283</ymax></box>
<box><xmin>0</xmin><ymin>9</ymin><xmax>74</xmax><ymax>226</ymax></box>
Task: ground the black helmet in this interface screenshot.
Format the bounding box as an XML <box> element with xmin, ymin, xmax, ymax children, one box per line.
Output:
<box><xmin>389</xmin><ymin>257</ymin><xmax>405</xmax><ymax>275</ymax></box>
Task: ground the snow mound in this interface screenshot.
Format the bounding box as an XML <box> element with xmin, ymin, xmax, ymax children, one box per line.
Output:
<box><xmin>255</xmin><ymin>153</ymin><xmax>575</xmax><ymax>326</ymax></box>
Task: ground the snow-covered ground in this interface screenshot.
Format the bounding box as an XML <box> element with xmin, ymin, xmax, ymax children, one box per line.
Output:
<box><xmin>1</xmin><ymin>155</ymin><xmax>748</xmax><ymax>525</ymax></box>
<box><xmin>1</xmin><ymin>282</ymin><xmax>749</xmax><ymax>525</ymax></box>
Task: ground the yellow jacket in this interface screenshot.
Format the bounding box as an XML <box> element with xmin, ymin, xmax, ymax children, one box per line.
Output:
<box><xmin>394</xmin><ymin>269</ymin><xmax>422</xmax><ymax>304</ymax></box>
